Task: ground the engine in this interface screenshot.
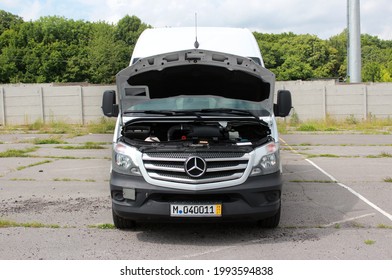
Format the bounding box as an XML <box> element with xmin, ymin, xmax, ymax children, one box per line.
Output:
<box><xmin>121</xmin><ymin>119</ymin><xmax>270</xmax><ymax>145</ymax></box>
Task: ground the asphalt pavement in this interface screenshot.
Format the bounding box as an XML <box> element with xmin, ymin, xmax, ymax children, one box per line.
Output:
<box><xmin>0</xmin><ymin>132</ymin><xmax>391</xmax><ymax>259</ymax></box>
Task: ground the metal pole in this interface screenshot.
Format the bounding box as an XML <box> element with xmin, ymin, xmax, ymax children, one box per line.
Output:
<box><xmin>348</xmin><ymin>0</ymin><xmax>362</xmax><ymax>83</ymax></box>
<box><xmin>1</xmin><ymin>87</ymin><xmax>5</xmax><ymax>126</ymax></box>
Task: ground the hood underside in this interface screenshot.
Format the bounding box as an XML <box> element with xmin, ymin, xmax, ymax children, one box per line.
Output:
<box><xmin>127</xmin><ymin>64</ymin><xmax>270</xmax><ymax>102</ymax></box>
<box><xmin>116</xmin><ymin>49</ymin><xmax>275</xmax><ymax>111</ymax></box>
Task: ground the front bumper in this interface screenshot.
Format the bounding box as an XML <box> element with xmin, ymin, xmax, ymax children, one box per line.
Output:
<box><xmin>110</xmin><ymin>171</ymin><xmax>282</xmax><ymax>222</ymax></box>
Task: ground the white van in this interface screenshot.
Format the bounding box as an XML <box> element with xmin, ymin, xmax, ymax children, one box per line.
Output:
<box><xmin>130</xmin><ymin>27</ymin><xmax>265</xmax><ymax>66</ymax></box>
<box><xmin>102</xmin><ymin>27</ymin><xmax>291</xmax><ymax>229</ymax></box>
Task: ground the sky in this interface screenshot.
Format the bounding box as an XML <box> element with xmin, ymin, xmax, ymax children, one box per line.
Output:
<box><xmin>1</xmin><ymin>0</ymin><xmax>391</xmax><ymax>40</ymax></box>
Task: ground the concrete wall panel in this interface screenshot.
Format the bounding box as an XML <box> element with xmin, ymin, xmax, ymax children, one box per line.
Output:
<box><xmin>1</xmin><ymin>82</ymin><xmax>392</xmax><ymax>125</ymax></box>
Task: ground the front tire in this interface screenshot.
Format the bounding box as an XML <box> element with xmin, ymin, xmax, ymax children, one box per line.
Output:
<box><xmin>258</xmin><ymin>205</ymin><xmax>281</xmax><ymax>228</ymax></box>
<box><xmin>112</xmin><ymin>209</ymin><xmax>136</xmax><ymax>230</ymax></box>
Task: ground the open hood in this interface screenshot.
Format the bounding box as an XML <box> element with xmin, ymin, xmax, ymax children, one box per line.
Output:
<box><xmin>116</xmin><ymin>49</ymin><xmax>276</xmax><ymax>116</ymax></box>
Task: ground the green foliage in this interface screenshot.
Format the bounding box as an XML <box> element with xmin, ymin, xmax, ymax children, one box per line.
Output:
<box><xmin>87</xmin><ymin>117</ymin><xmax>116</xmax><ymax>134</ymax></box>
<box><xmin>298</xmin><ymin>124</ymin><xmax>317</xmax><ymax>131</ymax></box>
<box><xmin>88</xmin><ymin>223</ymin><xmax>116</xmax><ymax>229</ymax></box>
<box><xmin>0</xmin><ymin>147</ymin><xmax>38</xmax><ymax>158</ymax></box>
<box><xmin>0</xmin><ymin>10</ymin><xmax>23</xmax><ymax>34</ymax></box>
<box><xmin>254</xmin><ymin>29</ymin><xmax>392</xmax><ymax>81</ymax></box>
<box><xmin>1</xmin><ymin>8</ymin><xmax>391</xmax><ymax>83</ymax></box>
<box><xmin>254</xmin><ymin>32</ymin><xmax>344</xmax><ymax>80</ymax></box>
<box><xmin>0</xmin><ymin>219</ymin><xmax>60</xmax><ymax>228</ymax></box>
<box><xmin>33</xmin><ymin>137</ymin><xmax>66</xmax><ymax>144</ymax></box>
<box><xmin>0</xmin><ymin>10</ymin><xmax>149</xmax><ymax>83</ymax></box>
<box><xmin>364</xmin><ymin>239</ymin><xmax>376</xmax><ymax>245</ymax></box>
<box><xmin>56</xmin><ymin>142</ymin><xmax>106</xmax><ymax>150</ymax></box>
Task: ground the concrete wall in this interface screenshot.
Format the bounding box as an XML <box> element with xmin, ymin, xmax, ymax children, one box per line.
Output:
<box><xmin>276</xmin><ymin>80</ymin><xmax>392</xmax><ymax>121</ymax></box>
<box><xmin>0</xmin><ymin>84</ymin><xmax>115</xmax><ymax>125</ymax></box>
<box><xmin>1</xmin><ymin>81</ymin><xmax>392</xmax><ymax>125</ymax></box>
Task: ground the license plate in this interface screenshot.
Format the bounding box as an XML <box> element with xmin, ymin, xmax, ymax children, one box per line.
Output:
<box><xmin>170</xmin><ymin>204</ymin><xmax>222</xmax><ymax>217</ymax></box>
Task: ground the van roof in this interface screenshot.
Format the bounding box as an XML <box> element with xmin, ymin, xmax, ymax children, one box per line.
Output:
<box><xmin>131</xmin><ymin>27</ymin><xmax>264</xmax><ymax>66</ymax></box>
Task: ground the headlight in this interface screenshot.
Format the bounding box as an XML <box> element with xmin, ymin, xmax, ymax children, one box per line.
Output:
<box><xmin>115</xmin><ymin>153</ymin><xmax>132</xmax><ymax>169</ymax></box>
<box><xmin>260</xmin><ymin>153</ymin><xmax>277</xmax><ymax>168</ymax></box>
<box><xmin>251</xmin><ymin>142</ymin><xmax>280</xmax><ymax>176</ymax></box>
<box><xmin>112</xmin><ymin>142</ymin><xmax>141</xmax><ymax>176</ymax></box>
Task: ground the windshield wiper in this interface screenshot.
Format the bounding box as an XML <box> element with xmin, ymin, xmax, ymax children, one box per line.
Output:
<box><xmin>200</xmin><ymin>108</ymin><xmax>259</xmax><ymax>118</ymax></box>
<box><xmin>124</xmin><ymin>110</ymin><xmax>174</xmax><ymax>115</ymax></box>
<box><xmin>199</xmin><ymin>108</ymin><xmax>269</xmax><ymax>126</ymax></box>
<box><xmin>124</xmin><ymin>110</ymin><xmax>202</xmax><ymax>118</ymax></box>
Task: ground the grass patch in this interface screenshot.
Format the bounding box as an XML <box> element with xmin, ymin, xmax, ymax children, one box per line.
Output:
<box><xmin>318</xmin><ymin>153</ymin><xmax>340</xmax><ymax>158</ymax></box>
<box><xmin>53</xmin><ymin>178</ymin><xmax>78</xmax><ymax>182</ymax></box>
<box><xmin>10</xmin><ymin>178</ymin><xmax>36</xmax><ymax>181</ymax></box>
<box><xmin>86</xmin><ymin>117</ymin><xmax>116</xmax><ymax>134</ymax></box>
<box><xmin>305</xmin><ymin>153</ymin><xmax>360</xmax><ymax>159</ymax></box>
<box><xmin>334</xmin><ymin>223</ymin><xmax>341</xmax><ymax>229</ymax></box>
<box><xmin>33</xmin><ymin>137</ymin><xmax>67</xmax><ymax>145</ymax></box>
<box><xmin>0</xmin><ymin>219</ymin><xmax>60</xmax><ymax>228</ymax></box>
<box><xmin>46</xmin><ymin>156</ymin><xmax>93</xmax><ymax>160</ymax></box>
<box><xmin>298</xmin><ymin>143</ymin><xmax>312</xmax><ymax>146</ymax></box>
<box><xmin>298</xmin><ymin>124</ymin><xmax>318</xmax><ymax>131</ymax></box>
<box><xmin>28</xmin><ymin>120</ymin><xmax>84</xmax><ymax>135</ymax></box>
<box><xmin>2</xmin><ymin>118</ymin><xmax>115</xmax><ymax>135</ymax></box>
<box><xmin>351</xmin><ymin>222</ymin><xmax>365</xmax><ymax>228</ymax></box>
<box><xmin>53</xmin><ymin>178</ymin><xmax>96</xmax><ymax>182</ymax></box>
<box><xmin>306</xmin><ymin>153</ymin><xmax>342</xmax><ymax>158</ymax></box>
<box><xmin>56</xmin><ymin>142</ymin><xmax>106</xmax><ymax>150</ymax></box>
<box><xmin>377</xmin><ymin>224</ymin><xmax>392</xmax><ymax>229</ymax></box>
<box><xmin>289</xmin><ymin>179</ymin><xmax>337</xmax><ymax>183</ymax></box>
<box><xmin>0</xmin><ymin>147</ymin><xmax>38</xmax><ymax>158</ymax></box>
<box><xmin>364</xmin><ymin>239</ymin><xmax>376</xmax><ymax>245</ymax></box>
<box><xmin>384</xmin><ymin>177</ymin><xmax>392</xmax><ymax>183</ymax></box>
<box><xmin>85</xmin><ymin>179</ymin><xmax>96</xmax><ymax>182</ymax></box>
<box><xmin>88</xmin><ymin>223</ymin><xmax>116</xmax><ymax>229</ymax></box>
<box><xmin>279</xmin><ymin>114</ymin><xmax>392</xmax><ymax>134</ymax></box>
<box><xmin>366</xmin><ymin>152</ymin><xmax>392</xmax><ymax>159</ymax></box>
<box><xmin>16</xmin><ymin>160</ymin><xmax>52</xmax><ymax>171</ymax></box>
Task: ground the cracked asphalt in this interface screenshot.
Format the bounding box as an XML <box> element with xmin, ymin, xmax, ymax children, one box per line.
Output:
<box><xmin>0</xmin><ymin>132</ymin><xmax>392</xmax><ymax>259</ymax></box>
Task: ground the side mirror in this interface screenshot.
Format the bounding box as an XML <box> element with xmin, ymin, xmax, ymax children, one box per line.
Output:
<box><xmin>102</xmin><ymin>90</ymin><xmax>119</xmax><ymax>117</ymax></box>
<box><xmin>274</xmin><ymin>90</ymin><xmax>292</xmax><ymax>117</ymax></box>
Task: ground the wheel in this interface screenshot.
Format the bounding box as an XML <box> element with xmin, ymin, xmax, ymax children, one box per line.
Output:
<box><xmin>258</xmin><ymin>205</ymin><xmax>281</xmax><ymax>228</ymax></box>
<box><xmin>112</xmin><ymin>209</ymin><xmax>136</xmax><ymax>230</ymax></box>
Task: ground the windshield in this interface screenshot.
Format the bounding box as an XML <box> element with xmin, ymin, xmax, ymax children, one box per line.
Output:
<box><xmin>123</xmin><ymin>95</ymin><xmax>271</xmax><ymax>116</ymax></box>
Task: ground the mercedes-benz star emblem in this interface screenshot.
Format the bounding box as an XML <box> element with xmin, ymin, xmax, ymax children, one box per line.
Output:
<box><xmin>185</xmin><ymin>156</ymin><xmax>207</xmax><ymax>178</ymax></box>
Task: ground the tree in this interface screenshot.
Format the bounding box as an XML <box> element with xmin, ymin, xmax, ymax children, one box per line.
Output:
<box><xmin>276</xmin><ymin>56</ymin><xmax>313</xmax><ymax>80</ymax></box>
<box><xmin>0</xmin><ymin>10</ymin><xmax>23</xmax><ymax>34</ymax></box>
<box><xmin>115</xmin><ymin>15</ymin><xmax>150</xmax><ymax>45</ymax></box>
<box><xmin>254</xmin><ymin>32</ymin><xmax>339</xmax><ymax>80</ymax></box>
<box><xmin>115</xmin><ymin>15</ymin><xmax>150</xmax><ymax>60</ymax></box>
<box><xmin>87</xmin><ymin>22</ymin><xmax>129</xmax><ymax>84</ymax></box>
<box><xmin>1</xmin><ymin>9</ymin><xmax>392</xmax><ymax>84</ymax></box>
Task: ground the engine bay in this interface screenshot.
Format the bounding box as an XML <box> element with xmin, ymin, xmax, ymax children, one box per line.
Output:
<box><xmin>121</xmin><ymin>118</ymin><xmax>271</xmax><ymax>146</ymax></box>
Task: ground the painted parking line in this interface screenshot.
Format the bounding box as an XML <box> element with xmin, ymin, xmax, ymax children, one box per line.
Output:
<box><xmin>281</xmin><ymin>138</ymin><xmax>392</xmax><ymax>222</ymax></box>
<box><xmin>321</xmin><ymin>213</ymin><xmax>375</xmax><ymax>228</ymax></box>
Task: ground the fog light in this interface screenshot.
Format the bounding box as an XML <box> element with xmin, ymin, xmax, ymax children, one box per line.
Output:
<box><xmin>265</xmin><ymin>191</ymin><xmax>280</xmax><ymax>202</ymax></box>
<box><xmin>113</xmin><ymin>191</ymin><xmax>124</xmax><ymax>201</ymax></box>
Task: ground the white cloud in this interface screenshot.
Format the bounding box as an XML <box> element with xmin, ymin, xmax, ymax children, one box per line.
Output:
<box><xmin>19</xmin><ymin>0</ymin><xmax>43</xmax><ymax>21</ymax></box>
<box><xmin>1</xmin><ymin>0</ymin><xmax>391</xmax><ymax>40</ymax></box>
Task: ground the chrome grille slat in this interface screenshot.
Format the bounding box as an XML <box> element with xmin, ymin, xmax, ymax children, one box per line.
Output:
<box><xmin>142</xmin><ymin>151</ymin><xmax>250</xmax><ymax>184</ymax></box>
<box><xmin>144</xmin><ymin>152</ymin><xmax>246</xmax><ymax>159</ymax></box>
<box><xmin>148</xmin><ymin>172</ymin><xmax>243</xmax><ymax>184</ymax></box>
<box><xmin>144</xmin><ymin>164</ymin><xmax>184</xmax><ymax>172</ymax></box>
<box><xmin>207</xmin><ymin>164</ymin><xmax>248</xmax><ymax>172</ymax></box>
